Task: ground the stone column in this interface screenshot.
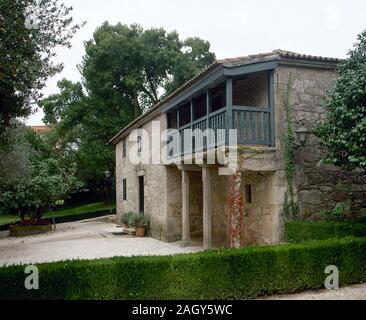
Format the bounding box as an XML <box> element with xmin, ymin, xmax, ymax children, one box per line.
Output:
<box><xmin>202</xmin><ymin>166</ymin><xmax>212</xmax><ymax>249</ymax></box>
<box><xmin>182</xmin><ymin>169</ymin><xmax>190</xmax><ymax>246</ymax></box>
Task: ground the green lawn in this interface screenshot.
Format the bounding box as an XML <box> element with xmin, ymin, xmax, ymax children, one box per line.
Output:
<box><xmin>0</xmin><ymin>214</ymin><xmax>20</xmax><ymax>226</ymax></box>
<box><xmin>0</xmin><ymin>202</ymin><xmax>116</xmax><ymax>226</ymax></box>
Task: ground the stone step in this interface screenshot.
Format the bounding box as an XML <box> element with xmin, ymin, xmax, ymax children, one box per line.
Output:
<box><xmin>122</xmin><ymin>227</ymin><xmax>136</xmax><ymax>236</ymax></box>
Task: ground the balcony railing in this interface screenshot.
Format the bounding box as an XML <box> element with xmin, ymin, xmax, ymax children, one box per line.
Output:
<box><xmin>167</xmin><ymin>106</ymin><xmax>272</xmax><ymax>158</ymax></box>
<box><xmin>233</xmin><ymin>106</ymin><xmax>271</xmax><ymax>145</ymax></box>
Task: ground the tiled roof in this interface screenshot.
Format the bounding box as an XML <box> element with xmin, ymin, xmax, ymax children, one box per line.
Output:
<box><xmin>30</xmin><ymin>125</ymin><xmax>51</xmax><ymax>133</ymax></box>
<box><xmin>218</xmin><ymin>49</ymin><xmax>342</xmax><ymax>66</ymax></box>
<box><xmin>110</xmin><ymin>50</ymin><xmax>342</xmax><ymax>144</ymax></box>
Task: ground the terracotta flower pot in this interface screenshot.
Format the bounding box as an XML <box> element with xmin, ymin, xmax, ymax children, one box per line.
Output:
<box><xmin>135</xmin><ymin>225</ymin><xmax>146</xmax><ymax>237</ymax></box>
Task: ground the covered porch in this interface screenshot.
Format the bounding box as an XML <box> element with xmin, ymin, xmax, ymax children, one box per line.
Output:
<box><xmin>166</xmin><ymin>162</ymin><xmax>283</xmax><ymax>249</ymax></box>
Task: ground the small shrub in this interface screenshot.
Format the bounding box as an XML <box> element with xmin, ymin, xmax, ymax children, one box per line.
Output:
<box><xmin>285</xmin><ymin>220</ymin><xmax>366</xmax><ymax>242</ymax></box>
<box><xmin>120</xmin><ymin>211</ymin><xmax>134</xmax><ymax>226</ymax></box>
<box><xmin>128</xmin><ymin>212</ymin><xmax>149</xmax><ymax>227</ymax></box>
<box><xmin>319</xmin><ymin>202</ymin><xmax>349</xmax><ymax>221</ymax></box>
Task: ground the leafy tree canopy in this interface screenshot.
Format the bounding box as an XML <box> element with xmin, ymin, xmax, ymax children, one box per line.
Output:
<box><xmin>0</xmin><ymin>121</ymin><xmax>81</xmax><ymax>218</ymax></box>
<box><xmin>81</xmin><ymin>22</ymin><xmax>216</xmax><ymax>117</ymax></box>
<box><xmin>317</xmin><ymin>29</ymin><xmax>366</xmax><ymax>170</ymax></box>
<box><xmin>40</xmin><ymin>22</ymin><xmax>215</xmax><ymax>192</ymax></box>
<box><xmin>0</xmin><ymin>0</ymin><xmax>83</xmax><ymax>130</ymax></box>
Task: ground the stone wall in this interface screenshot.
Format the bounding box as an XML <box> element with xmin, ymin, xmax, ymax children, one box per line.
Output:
<box><xmin>211</xmin><ymin>171</ymin><xmax>228</xmax><ymax>246</ymax></box>
<box><xmin>209</xmin><ymin>167</ymin><xmax>283</xmax><ymax>247</ymax></box>
<box><xmin>239</xmin><ymin>172</ymin><xmax>283</xmax><ymax>245</ymax></box>
<box><xmin>188</xmin><ymin>171</ymin><xmax>203</xmax><ymax>238</ymax></box>
<box><xmin>275</xmin><ymin>65</ymin><xmax>366</xmax><ymax>218</ymax></box>
<box><xmin>165</xmin><ymin>166</ymin><xmax>182</xmax><ymax>241</ymax></box>
<box><xmin>233</xmin><ymin>71</ymin><xmax>269</xmax><ymax>108</ymax></box>
<box><xmin>115</xmin><ymin>113</ymin><xmax>171</xmax><ymax>241</ymax></box>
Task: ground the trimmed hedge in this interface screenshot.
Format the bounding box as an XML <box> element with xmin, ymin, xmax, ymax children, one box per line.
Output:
<box><xmin>51</xmin><ymin>209</ymin><xmax>115</xmax><ymax>224</ymax></box>
<box><xmin>285</xmin><ymin>221</ymin><xmax>366</xmax><ymax>243</ymax></box>
<box><xmin>1</xmin><ymin>237</ymin><xmax>366</xmax><ymax>300</ymax></box>
<box><xmin>0</xmin><ymin>209</ymin><xmax>115</xmax><ymax>231</ymax></box>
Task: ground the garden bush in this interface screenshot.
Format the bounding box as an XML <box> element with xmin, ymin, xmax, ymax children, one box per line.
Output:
<box><xmin>285</xmin><ymin>221</ymin><xmax>366</xmax><ymax>242</ymax></box>
<box><xmin>0</xmin><ymin>237</ymin><xmax>366</xmax><ymax>299</ymax></box>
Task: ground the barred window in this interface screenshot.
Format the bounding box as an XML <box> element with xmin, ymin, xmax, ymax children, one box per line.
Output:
<box><xmin>137</xmin><ymin>129</ymin><xmax>142</xmax><ymax>156</ymax></box>
<box><xmin>245</xmin><ymin>184</ymin><xmax>252</xmax><ymax>203</ymax></box>
<box><xmin>122</xmin><ymin>140</ymin><xmax>126</xmax><ymax>158</ymax></box>
<box><xmin>122</xmin><ymin>178</ymin><xmax>127</xmax><ymax>201</ymax></box>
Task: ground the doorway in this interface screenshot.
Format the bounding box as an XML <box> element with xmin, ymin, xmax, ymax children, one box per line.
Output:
<box><xmin>138</xmin><ymin>176</ymin><xmax>144</xmax><ymax>214</ymax></box>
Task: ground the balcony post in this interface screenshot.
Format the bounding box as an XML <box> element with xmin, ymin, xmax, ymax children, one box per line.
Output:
<box><xmin>226</xmin><ymin>78</ymin><xmax>233</xmax><ymax>145</ymax></box>
<box><xmin>269</xmin><ymin>70</ymin><xmax>275</xmax><ymax>147</ymax></box>
<box><xmin>206</xmin><ymin>90</ymin><xmax>210</xmax><ymax>149</ymax></box>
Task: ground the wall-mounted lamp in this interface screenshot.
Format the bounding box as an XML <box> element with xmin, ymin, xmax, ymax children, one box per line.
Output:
<box><xmin>104</xmin><ymin>170</ymin><xmax>112</xmax><ymax>179</ymax></box>
<box><xmin>295</xmin><ymin>126</ymin><xmax>311</xmax><ymax>148</ymax></box>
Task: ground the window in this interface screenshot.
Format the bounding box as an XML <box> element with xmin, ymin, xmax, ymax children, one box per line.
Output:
<box><xmin>122</xmin><ymin>140</ymin><xmax>126</xmax><ymax>158</ymax></box>
<box><xmin>179</xmin><ymin>102</ymin><xmax>191</xmax><ymax>127</ymax></box>
<box><xmin>167</xmin><ymin>109</ymin><xmax>177</xmax><ymax>129</ymax></box>
<box><xmin>122</xmin><ymin>178</ymin><xmax>127</xmax><ymax>201</ymax></box>
<box><xmin>211</xmin><ymin>82</ymin><xmax>226</xmax><ymax>112</ymax></box>
<box><xmin>193</xmin><ymin>93</ymin><xmax>207</xmax><ymax>120</ymax></box>
<box><xmin>245</xmin><ymin>184</ymin><xmax>252</xmax><ymax>203</ymax></box>
<box><xmin>138</xmin><ymin>176</ymin><xmax>144</xmax><ymax>214</ymax></box>
<box><xmin>137</xmin><ymin>128</ymin><xmax>142</xmax><ymax>156</ymax></box>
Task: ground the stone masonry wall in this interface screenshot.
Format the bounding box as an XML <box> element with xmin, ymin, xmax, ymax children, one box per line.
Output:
<box><xmin>209</xmin><ymin>167</ymin><xmax>283</xmax><ymax>247</ymax></box>
<box><xmin>165</xmin><ymin>166</ymin><xmax>182</xmax><ymax>241</ymax></box>
<box><xmin>233</xmin><ymin>71</ymin><xmax>269</xmax><ymax>108</ymax></box>
<box><xmin>241</xmin><ymin>171</ymin><xmax>283</xmax><ymax>245</ymax></box>
<box><xmin>275</xmin><ymin>65</ymin><xmax>366</xmax><ymax>218</ymax></box>
<box><xmin>115</xmin><ymin>113</ymin><xmax>170</xmax><ymax>241</ymax></box>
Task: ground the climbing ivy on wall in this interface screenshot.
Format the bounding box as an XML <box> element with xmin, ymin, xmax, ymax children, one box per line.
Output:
<box><xmin>280</xmin><ymin>78</ymin><xmax>299</xmax><ymax>220</ymax></box>
<box><xmin>226</xmin><ymin>146</ymin><xmax>265</xmax><ymax>247</ymax></box>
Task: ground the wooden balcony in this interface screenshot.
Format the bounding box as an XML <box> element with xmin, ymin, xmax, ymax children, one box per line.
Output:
<box><xmin>166</xmin><ymin>70</ymin><xmax>275</xmax><ymax>158</ymax></box>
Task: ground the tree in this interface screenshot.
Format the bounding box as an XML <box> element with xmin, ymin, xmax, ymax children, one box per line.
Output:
<box><xmin>317</xmin><ymin>29</ymin><xmax>366</xmax><ymax>170</ymax></box>
<box><xmin>81</xmin><ymin>22</ymin><xmax>216</xmax><ymax>117</ymax></box>
<box><xmin>0</xmin><ymin>121</ymin><xmax>33</xmax><ymax>192</ymax></box>
<box><xmin>0</xmin><ymin>0</ymin><xmax>83</xmax><ymax>130</ymax></box>
<box><xmin>165</xmin><ymin>37</ymin><xmax>216</xmax><ymax>94</ymax></box>
<box><xmin>40</xmin><ymin>23</ymin><xmax>215</xmax><ymax>196</ymax></box>
<box><xmin>0</xmin><ymin>122</ymin><xmax>81</xmax><ymax>219</ymax></box>
<box><xmin>40</xmin><ymin>79</ymin><xmax>115</xmax><ymax>200</ymax></box>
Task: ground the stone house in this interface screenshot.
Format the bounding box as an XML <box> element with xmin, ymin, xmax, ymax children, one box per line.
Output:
<box><xmin>110</xmin><ymin>50</ymin><xmax>365</xmax><ymax>249</ymax></box>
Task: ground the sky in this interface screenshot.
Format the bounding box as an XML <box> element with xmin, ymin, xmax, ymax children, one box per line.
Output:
<box><xmin>26</xmin><ymin>0</ymin><xmax>366</xmax><ymax>125</ymax></box>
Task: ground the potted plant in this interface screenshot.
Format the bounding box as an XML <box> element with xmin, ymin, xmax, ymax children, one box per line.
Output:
<box><xmin>121</xmin><ymin>211</ymin><xmax>133</xmax><ymax>228</ymax></box>
<box><xmin>129</xmin><ymin>213</ymin><xmax>149</xmax><ymax>237</ymax></box>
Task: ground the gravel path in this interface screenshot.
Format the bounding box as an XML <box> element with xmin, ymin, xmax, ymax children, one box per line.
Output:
<box><xmin>259</xmin><ymin>283</ymin><xmax>366</xmax><ymax>300</ymax></box>
<box><xmin>0</xmin><ymin>217</ymin><xmax>202</xmax><ymax>266</ymax></box>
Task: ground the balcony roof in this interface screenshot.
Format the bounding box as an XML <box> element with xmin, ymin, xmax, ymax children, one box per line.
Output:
<box><xmin>110</xmin><ymin>49</ymin><xmax>342</xmax><ymax>144</ymax></box>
